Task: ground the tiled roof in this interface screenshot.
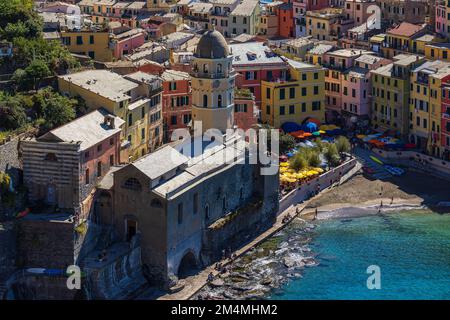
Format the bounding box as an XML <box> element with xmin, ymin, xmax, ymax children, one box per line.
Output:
<box><xmin>387</xmin><ymin>22</ymin><xmax>425</xmax><ymax>37</ymax></box>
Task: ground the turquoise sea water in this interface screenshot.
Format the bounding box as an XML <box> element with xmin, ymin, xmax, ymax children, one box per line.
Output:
<box><xmin>268</xmin><ymin>211</ymin><xmax>450</xmax><ymax>300</ymax></box>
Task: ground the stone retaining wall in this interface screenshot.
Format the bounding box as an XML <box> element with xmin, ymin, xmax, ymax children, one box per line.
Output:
<box><xmin>277</xmin><ymin>158</ymin><xmax>358</xmax><ymax>215</ymax></box>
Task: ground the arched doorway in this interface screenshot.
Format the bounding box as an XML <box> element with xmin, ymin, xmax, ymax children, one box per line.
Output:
<box><xmin>177</xmin><ymin>251</ymin><xmax>198</xmax><ymax>279</ymax></box>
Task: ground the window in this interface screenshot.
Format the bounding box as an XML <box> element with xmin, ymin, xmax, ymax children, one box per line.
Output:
<box><xmin>97</xmin><ymin>162</ymin><xmax>102</xmax><ymax>177</ymax></box>
<box><xmin>169</xmin><ymin>82</ymin><xmax>177</xmax><ymax>91</ymax></box>
<box><xmin>312</xmin><ymin>101</ymin><xmax>321</xmax><ymax>111</ymax></box>
<box><xmin>302</xmin><ymin>74</ymin><xmax>307</xmax><ymax>81</ymax></box>
<box><xmin>89</xmin><ymin>35</ymin><xmax>94</xmax><ymax>44</ymax></box>
<box><xmin>289</xmin><ymin>105</ymin><xmax>295</xmax><ymax>114</ymax></box>
<box><xmin>171</xmin><ymin>115</ymin><xmax>177</xmax><ymax>125</ymax></box>
<box><xmin>279</xmin><ymin>88</ymin><xmax>285</xmax><ymax>100</ymax></box>
<box><xmin>289</xmin><ymin>87</ymin><xmax>295</xmax><ymax>99</ymax></box>
<box><xmin>314</xmin><ymin>73</ymin><xmax>318</xmax><ymax>80</ymax></box>
<box><xmin>222</xmin><ymin>197</ymin><xmax>226</xmax><ymax>212</ymax></box>
<box><xmin>76</xmin><ymin>36</ymin><xmax>83</xmax><ymax>45</ymax></box>
<box><xmin>141</xmin><ymin>128</ymin><xmax>145</xmax><ymax>140</ymax></box>
<box><xmin>45</xmin><ymin>153</ymin><xmax>58</xmax><ymax>161</ymax></box>
<box><xmin>97</xmin><ymin>144</ymin><xmax>102</xmax><ymax>152</ymax></box>
<box><xmin>280</xmin><ymin>106</ymin><xmax>285</xmax><ymax>115</ymax></box>
<box><xmin>85</xmin><ymin>168</ymin><xmax>89</xmax><ymax>184</ymax></box>
<box><xmin>301</xmin><ymin>87</ymin><xmax>307</xmax><ymax>96</ymax></box>
<box><xmin>178</xmin><ymin>203</ymin><xmax>183</xmax><ymax>224</ymax></box>
<box><xmin>266</xmin><ymin>105</ymin><xmax>270</xmax><ymax>114</ymax></box>
<box><xmin>128</xmin><ymin>114</ymin><xmax>132</xmax><ymax>126</ymax></box>
<box><xmin>313</xmin><ymin>86</ymin><xmax>318</xmax><ymax>95</ymax></box>
<box><xmin>193</xmin><ymin>193</ymin><xmax>198</xmax><ymax>214</ymax></box>
<box><xmin>218</xmin><ymin>94</ymin><xmax>222</xmax><ymax>108</ymax></box>
<box><xmin>109</xmin><ymin>154</ymin><xmax>114</xmax><ymax>166</ymax></box>
<box><xmin>109</xmin><ymin>137</ymin><xmax>114</xmax><ymax>146</ymax></box>
<box><xmin>123</xmin><ymin>178</ymin><xmax>142</xmax><ymax>191</ymax></box>
<box><xmin>203</xmin><ymin>95</ymin><xmax>208</xmax><ymax>107</ymax></box>
<box><xmin>266</xmin><ymin>88</ymin><xmax>271</xmax><ymax>99</ymax></box>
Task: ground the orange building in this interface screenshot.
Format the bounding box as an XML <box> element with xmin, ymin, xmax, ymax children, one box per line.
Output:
<box><xmin>161</xmin><ymin>70</ymin><xmax>192</xmax><ymax>142</ymax></box>
<box><xmin>278</xmin><ymin>1</ymin><xmax>294</xmax><ymax>38</ymax></box>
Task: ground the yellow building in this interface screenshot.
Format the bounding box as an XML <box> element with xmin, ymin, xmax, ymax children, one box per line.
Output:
<box><xmin>409</xmin><ymin>60</ymin><xmax>450</xmax><ymax>156</ymax></box>
<box><xmin>381</xmin><ymin>22</ymin><xmax>428</xmax><ymax>59</ymax></box>
<box><xmin>305</xmin><ymin>8</ymin><xmax>347</xmax><ymax>42</ymax></box>
<box><xmin>58</xmin><ymin>70</ymin><xmax>163</xmax><ymax>161</ymax></box>
<box><xmin>61</xmin><ymin>30</ymin><xmax>113</xmax><ymax>62</ymax></box>
<box><xmin>305</xmin><ymin>43</ymin><xmax>334</xmax><ymax>65</ymax></box>
<box><xmin>370</xmin><ymin>54</ymin><xmax>425</xmax><ymax>138</ymax></box>
<box><xmin>424</xmin><ymin>43</ymin><xmax>450</xmax><ymax>61</ymax></box>
<box><xmin>261</xmin><ymin>59</ymin><xmax>325</xmax><ymax>128</ymax></box>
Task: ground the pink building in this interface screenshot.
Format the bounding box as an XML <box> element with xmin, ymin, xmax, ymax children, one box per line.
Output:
<box><xmin>234</xmin><ymin>89</ymin><xmax>259</xmax><ymax>130</ymax></box>
<box><xmin>323</xmin><ymin>49</ymin><xmax>388</xmax><ymax>124</ymax></box>
<box><xmin>111</xmin><ymin>29</ymin><xmax>146</xmax><ymax>59</ymax></box>
<box><xmin>293</xmin><ymin>1</ymin><xmax>307</xmax><ymax>37</ymax></box>
<box><xmin>435</xmin><ymin>2</ymin><xmax>447</xmax><ymax>37</ymax></box>
<box><xmin>344</xmin><ymin>0</ymin><xmax>374</xmax><ymax>26</ymax></box>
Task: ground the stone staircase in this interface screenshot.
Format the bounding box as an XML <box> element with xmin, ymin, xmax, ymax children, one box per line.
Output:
<box><xmin>353</xmin><ymin>147</ymin><xmax>392</xmax><ymax>180</ymax></box>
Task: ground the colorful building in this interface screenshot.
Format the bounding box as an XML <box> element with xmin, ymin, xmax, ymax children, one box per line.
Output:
<box><xmin>161</xmin><ymin>70</ymin><xmax>192</xmax><ymax>142</ymax></box>
<box><xmin>61</xmin><ymin>29</ymin><xmax>113</xmax><ymax>61</ymax></box>
<box><xmin>441</xmin><ymin>82</ymin><xmax>450</xmax><ymax>160</ymax></box>
<box><xmin>230</xmin><ymin>41</ymin><xmax>288</xmax><ymax>107</ymax></box>
<box><xmin>258</xmin><ymin>1</ymin><xmax>281</xmax><ymax>38</ymax></box>
<box><xmin>306</xmin><ymin>8</ymin><xmax>354</xmax><ymax>41</ymax></box>
<box><xmin>234</xmin><ymin>88</ymin><xmax>259</xmax><ymax>130</ymax></box>
<box><xmin>424</xmin><ymin>42</ymin><xmax>450</xmax><ymax>62</ymax></box>
<box><xmin>21</xmin><ymin>109</ymin><xmax>123</xmax><ymax>218</ymax></box>
<box><xmin>381</xmin><ymin>22</ymin><xmax>429</xmax><ymax>59</ymax></box>
<box><xmin>58</xmin><ymin>70</ymin><xmax>163</xmax><ymax>161</ymax></box>
<box><xmin>370</xmin><ymin>54</ymin><xmax>425</xmax><ymax>137</ymax></box>
<box><xmin>110</xmin><ymin>28</ymin><xmax>146</xmax><ymax>60</ymax></box>
<box><xmin>409</xmin><ymin>60</ymin><xmax>450</xmax><ymax>156</ymax></box>
<box><xmin>278</xmin><ymin>1</ymin><xmax>294</xmax><ymax>38</ymax></box>
<box><xmin>261</xmin><ymin>59</ymin><xmax>325</xmax><ymax>128</ymax></box>
<box><xmin>229</xmin><ymin>0</ymin><xmax>260</xmax><ymax>36</ymax></box>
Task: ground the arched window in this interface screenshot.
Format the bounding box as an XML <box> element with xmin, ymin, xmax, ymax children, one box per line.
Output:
<box><xmin>203</xmin><ymin>95</ymin><xmax>208</xmax><ymax>107</ymax></box>
<box><xmin>203</xmin><ymin>64</ymin><xmax>208</xmax><ymax>73</ymax></box>
<box><xmin>45</xmin><ymin>153</ymin><xmax>58</xmax><ymax>161</ymax></box>
<box><xmin>85</xmin><ymin>168</ymin><xmax>90</xmax><ymax>184</ymax></box>
<box><xmin>151</xmin><ymin>198</ymin><xmax>163</xmax><ymax>208</ymax></box>
<box><xmin>128</xmin><ymin>113</ymin><xmax>132</xmax><ymax>126</ymax></box>
<box><xmin>218</xmin><ymin>95</ymin><xmax>222</xmax><ymax>108</ymax></box>
<box><xmin>222</xmin><ymin>197</ymin><xmax>227</xmax><ymax>213</ymax></box>
<box><xmin>217</xmin><ymin>63</ymin><xmax>222</xmax><ymax>74</ymax></box>
<box><xmin>122</xmin><ymin>177</ymin><xmax>142</xmax><ymax>191</ymax></box>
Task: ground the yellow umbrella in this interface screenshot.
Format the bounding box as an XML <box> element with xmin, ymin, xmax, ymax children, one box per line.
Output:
<box><xmin>280</xmin><ymin>162</ymin><xmax>289</xmax><ymax>167</ymax></box>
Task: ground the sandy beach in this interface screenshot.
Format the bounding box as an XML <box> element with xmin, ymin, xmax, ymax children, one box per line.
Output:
<box><xmin>301</xmin><ymin>170</ymin><xmax>450</xmax><ymax>219</ymax></box>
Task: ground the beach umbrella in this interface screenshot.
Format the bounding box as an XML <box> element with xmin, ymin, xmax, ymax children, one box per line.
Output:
<box><xmin>281</xmin><ymin>122</ymin><xmax>302</xmax><ymax>133</ymax></box>
<box><xmin>303</xmin><ymin>122</ymin><xmax>318</xmax><ymax>132</ymax></box>
<box><xmin>280</xmin><ymin>162</ymin><xmax>289</xmax><ymax>167</ymax></box>
<box><xmin>286</xmin><ymin>152</ymin><xmax>294</xmax><ymax>157</ymax></box>
<box><xmin>312</xmin><ymin>131</ymin><xmax>321</xmax><ymax>136</ymax></box>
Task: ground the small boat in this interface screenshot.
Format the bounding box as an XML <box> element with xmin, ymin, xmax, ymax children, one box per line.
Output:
<box><xmin>26</xmin><ymin>268</ymin><xmax>46</xmax><ymax>274</ymax></box>
<box><xmin>370</xmin><ymin>155</ymin><xmax>383</xmax><ymax>165</ymax></box>
<box><xmin>384</xmin><ymin>165</ymin><xmax>404</xmax><ymax>176</ymax></box>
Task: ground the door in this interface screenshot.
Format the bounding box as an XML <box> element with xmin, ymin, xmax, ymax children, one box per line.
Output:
<box><xmin>126</xmin><ymin>219</ymin><xmax>137</xmax><ymax>242</ymax></box>
<box><xmin>46</xmin><ymin>184</ymin><xmax>56</xmax><ymax>205</ymax></box>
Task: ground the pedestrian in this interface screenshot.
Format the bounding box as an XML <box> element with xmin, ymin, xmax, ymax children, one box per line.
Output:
<box><xmin>314</xmin><ymin>208</ymin><xmax>318</xmax><ymax>220</ymax></box>
<box><xmin>390</xmin><ymin>196</ymin><xmax>394</xmax><ymax>205</ymax></box>
<box><xmin>207</xmin><ymin>272</ymin><xmax>214</xmax><ymax>282</ymax></box>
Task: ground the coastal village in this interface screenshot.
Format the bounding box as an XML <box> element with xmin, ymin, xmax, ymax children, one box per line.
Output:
<box><xmin>0</xmin><ymin>0</ymin><xmax>449</xmax><ymax>300</ymax></box>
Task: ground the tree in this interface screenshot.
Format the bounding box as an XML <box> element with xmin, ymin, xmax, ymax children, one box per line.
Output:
<box><xmin>32</xmin><ymin>88</ymin><xmax>76</xmax><ymax>131</ymax></box>
<box><xmin>0</xmin><ymin>93</ymin><xmax>27</xmax><ymax>130</ymax></box>
<box><xmin>13</xmin><ymin>59</ymin><xmax>51</xmax><ymax>90</ymax></box>
<box><xmin>305</xmin><ymin>148</ymin><xmax>321</xmax><ymax>167</ymax></box>
<box><xmin>279</xmin><ymin>132</ymin><xmax>296</xmax><ymax>154</ymax></box>
<box><xmin>324</xmin><ymin>144</ymin><xmax>340</xmax><ymax>167</ymax></box>
<box><xmin>335</xmin><ymin>136</ymin><xmax>351</xmax><ymax>154</ymax></box>
<box><xmin>290</xmin><ymin>153</ymin><xmax>308</xmax><ymax>171</ymax></box>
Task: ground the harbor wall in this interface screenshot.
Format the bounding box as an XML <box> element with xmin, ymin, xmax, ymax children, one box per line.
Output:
<box><xmin>373</xmin><ymin>148</ymin><xmax>450</xmax><ymax>181</ymax></box>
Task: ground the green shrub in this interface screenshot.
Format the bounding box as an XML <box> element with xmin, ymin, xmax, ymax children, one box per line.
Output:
<box><xmin>335</xmin><ymin>136</ymin><xmax>351</xmax><ymax>154</ymax></box>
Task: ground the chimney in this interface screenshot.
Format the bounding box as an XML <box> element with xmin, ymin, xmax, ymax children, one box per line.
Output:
<box><xmin>104</xmin><ymin>115</ymin><xmax>115</xmax><ymax>129</ymax></box>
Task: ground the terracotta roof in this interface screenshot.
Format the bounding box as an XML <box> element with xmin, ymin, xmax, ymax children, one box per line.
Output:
<box><xmin>387</xmin><ymin>22</ymin><xmax>425</xmax><ymax>37</ymax></box>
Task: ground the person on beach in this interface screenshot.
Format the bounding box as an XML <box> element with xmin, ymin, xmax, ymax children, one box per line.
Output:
<box><xmin>314</xmin><ymin>208</ymin><xmax>318</xmax><ymax>220</ymax></box>
<box><xmin>391</xmin><ymin>196</ymin><xmax>394</xmax><ymax>205</ymax></box>
<box><xmin>207</xmin><ymin>272</ymin><xmax>214</xmax><ymax>282</ymax></box>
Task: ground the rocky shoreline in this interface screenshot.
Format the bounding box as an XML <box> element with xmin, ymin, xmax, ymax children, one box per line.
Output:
<box><xmin>192</xmin><ymin>218</ymin><xmax>318</xmax><ymax>300</ymax></box>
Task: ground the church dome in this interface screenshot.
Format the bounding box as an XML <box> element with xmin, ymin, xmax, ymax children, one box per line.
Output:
<box><xmin>195</xmin><ymin>30</ymin><xmax>229</xmax><ymax>59</ymax></box>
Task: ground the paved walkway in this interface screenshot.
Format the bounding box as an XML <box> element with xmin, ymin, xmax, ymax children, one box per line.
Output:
<box><xmin>156</xmin><ymin>160</ymin><xmax>362</xmax><ymax>300</ymax></box>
